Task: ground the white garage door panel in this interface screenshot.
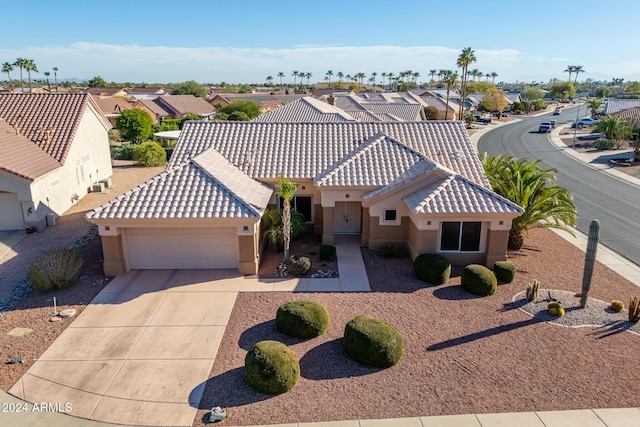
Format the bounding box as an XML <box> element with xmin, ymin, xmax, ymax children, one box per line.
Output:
<box><xmin>0</xmin><ymin>192</ymin><xmax>24</xmax><ymax>231</ymax></box>
<box><xmin>126</xmin><ymin>228</ymin><xmax>239</xmax><ymax>269</ymax></box>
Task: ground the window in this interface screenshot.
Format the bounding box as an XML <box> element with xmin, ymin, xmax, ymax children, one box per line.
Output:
<box><xmin>279</xmin><ymin>196</ymin><xmax>313</xmax><ymax>222</ymax></box>
<box><xmin>384</xmin><ymin>209</ymin><xmax>397</xmax><ymax>221</ymax></box>
<box><xmin>440</xmin><ymin>221</ymin><xmax>482</xmax><ymax>252</ymax></box>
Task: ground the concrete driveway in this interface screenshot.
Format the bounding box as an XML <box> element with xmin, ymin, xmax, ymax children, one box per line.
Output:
<box><xmin>9</xmin><ymin>269</ymin><xmax>241</xmax><ymax>427</ymax></box>
<box><xmin>0</xmin><ymin>230</ymin><xmax>26</xmax><ymax>260</ymax></box>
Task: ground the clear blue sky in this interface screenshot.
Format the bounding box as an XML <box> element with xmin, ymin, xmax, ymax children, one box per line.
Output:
<box><xmin>2</xmin><ymin>0</ymin><xmax>639</xmax><ymax>84</ymax></box>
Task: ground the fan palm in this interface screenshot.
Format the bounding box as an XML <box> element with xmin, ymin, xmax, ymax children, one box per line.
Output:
<box><xmin>24</xmin><ymin>59</ymin><xmax>38</xmax><ymax>91</ymax></box>
<box><xmin>442</xmin><ymin>70</ymin><xmax>458</xmax><ymax>120</ymax></box>
<box><xmin>592</xmin><ymin>116</ymin><xmax>632</xmax><ymax>141</ymax></box>
<box><xmin>2</xmin><ymin>62</ymin><xmax>13</xmax><ymax>90</ymax></box>
<box><xmin>13</xmin><ymin>58</ymin><xmax>27</xmax><ymax>91</ymax></box>
<box><xmin>457</xmin><ymin>47</ymin><xmax>476</xmax><ymax>117</ymax></box>
<box><xmin>585</xmin><ymin>98</ymin><xmax>604</xmax><ymax>118</ymax></box>
<box><xmin>53</xmin><ymin>66</ymin><xmax>59</xmax><ymax>92</ymax></box>
<box><xmin>481</xmin><ymin>153</ymin><xmax>577</xmax><ymax>250</ymax></box>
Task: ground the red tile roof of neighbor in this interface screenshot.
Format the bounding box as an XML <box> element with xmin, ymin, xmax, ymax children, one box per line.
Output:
<box><xmin>0</xmin><ymin>93</ymin><xmax>109</xmax><ymax>180</ymax></box>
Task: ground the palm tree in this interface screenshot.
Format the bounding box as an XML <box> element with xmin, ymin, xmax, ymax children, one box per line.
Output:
<box><xmin>387</xmin><ymin>72</ymin><xmax>395</xmax><ymax>88</ymax></box>
<box><xmin>13</xmin><ymin>58</ymin><xmax>27</xmax><ymax>91</ymax></box>
<box><xmin>326</xmin><ymin>70</ymin><xmax>333</xmax><ymax>86</ymax></box>
<box><xmin>381</xmin><ymin>72</ymin><xmax>387</xmax><ymax>89</ymax></box>
<box><xmin>2</xmin><ymin>62</ymin><xmax>14</xmax><ymax>90</ymax></box>
<box><xmin>277</xmin><ymin>72</ymin><xmax>285</xmax><ymax>87</ymax></box>
<box><xmin>438</xmin><ymin>69</ymin><xmax>447</xmax><ymax>84</ymax></box>
<box><xmin>442</xmin><ymin>70</ymin><xmax>458</xmax><ymax>120</ymax></box>
<box><xmin>371</xmin><ymin>72</ymin><xmax>377</xmax><ymax>91</ymax></box>
<box><xmin>485</xmin><ymin>73</ymin><xmax>491</xmax><ymax>82</ymax></box>
<box><xmin>429</xmin><ymin>69</ymin><xmax>437</xmax><ymax>84</ymax></box>
<box><xmin>573</xmin><ymin>65</ymin><xmax>584</xmax><ymax>85</ymax></box>
<box><xmin>53</xmin><ymin>66</ymin><xmax>59</xmax><ymax>92</ymax></box>
<box><xmin>586</xmin><ymin>98</ymin><xmax>604</xmax><ymax>118</ymax></box>
<box><xmin>276</xmin><ymin>174</ymin><xmax>298</xmax><ymax>260</ymax></box>
<box><xmin>490</xmin><ymin>72</ymin><xmax>498</xmax><ymax>84</ymax></box>
<box><xmin>564</xmin><ymin>65</ymin><xmax>575</xmax><ymax>82</ymax></box>
<box><xmin>481</xmin><ymin>153</ymin><xmax>577</xmax><ymax>250</ymax></box>
<box><xmin>412</xmin><ymin>71</ymin><xmax>420</xmax><ymax>85</ymax></box>
<box><xmin>23</xmin><ymin>59</ymin><xmax>38</xmax><ymax>92</ymax></box>
<box><xmin>337</xmin><ymin>71</ymin><xmax>344</xmax><ymax>84</ymax></box>
<box><xmin>592</xmin><ymin>116</ymin><xmax>632</xmax><ymax>141</ymax></box>
<box><xmin>292</xmin><ymin>70</ymin><xmax>299</xmax><ymax>86</ymax></box>
<box><xmin>457</xmin><ymin>47</ymin><xmax>476</xmax><ymax>119</ymax></box>
<box><xmin>355</xmin><ymin>72</ymin><xmax>366</xmax><ymax>90</ymax></box>
<box><xmin>469</xmin><ymin>68</ymin><xmax>480</xmax><ymax>81</ymax></box>
<box><xmin>43</xmin><ymin>71</ymin><xmax>51</xmax><ymax>91</ymax></box>
<box><xmin>305</xmin><ymin>72</ymin><xmax>312</xmax><ymax>86</ymax></box>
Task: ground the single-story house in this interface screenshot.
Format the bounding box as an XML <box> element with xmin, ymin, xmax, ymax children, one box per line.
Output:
<box><xmin>92</xmin><ymin>96</ymin><xmax>133</xmax><ymax>127</ymax></box>
<box><xmin>0</xmin><ymin>93</ymin><xmax>113</xmax><ymax>231</ymax></box>
<box><xmin>87</xmin><ymin>121</ymin><xmax>522</xmax><ymax>276</ymax></box>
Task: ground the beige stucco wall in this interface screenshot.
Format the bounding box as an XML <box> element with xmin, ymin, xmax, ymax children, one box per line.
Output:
<box><xmin>322</xmin><ymin>206</ymin><xmax>334</xmax><ymax>244</ymax></box>
<box><xmin>484</xmin><ymin>228</ymin><xmax>510</xmax><ymax>268</ymax></box>
<box><xmin>367</xmin><ymin>216</ymin><xmax>410</xmax><ymax>250</ymax></box>
<box><xmin>238</xmin><ymin>232</ymin><xmax>261</xmax><ymax>275</ymax></box>
<box><xmin>101</xmin><ymin>235</ymin><xmax>126</xmax><ymax>276</ymax></box>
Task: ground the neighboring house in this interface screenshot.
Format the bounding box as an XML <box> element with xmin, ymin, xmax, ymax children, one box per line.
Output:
<box><xmin>410</xmin><ymin>90</ymin><xmax>458</xmax><ymax>120</ymax></box>
<box><xmin>604</xmin><ymin>99</ymin><xmax>640</xmax><ymax>115</ymax></box>
<box><xmin>253</xmin><ymin>97</ymin><xmax>358</xmax><ymax>122</ymax></box>
<box><xmin>611</xmin><ymin>106</ymin><xmax>640</xmax><ymax>129</ymax></box>
<box><xmin>85</xmin><ymin>87</ymin><xmax>129</xmax><ymax>98</ymax></box>
<box><xmin>87</xmin><ymin>121</ymin><xmax>522</xmax><ymax>276</ymax></box>
<box><xmin>330</xmin><ymin>93</ymin><xmax>426</xmax><ymax>121</ymax></box>
<box><xmin>124</xmin><ymin>87</ymin><xmax>168</xmax><ymax>100</ymax></box>
<box><xmin>154</xmin><ymin>95</ymin><xmax>215</xmax><ymax>119</ymax></box>
<box><xmin>0</xmin><ymin>93</ymin><xmax>113</xmax><ymax>231</ymax></box>
<box><xmin>209</xmin><ymin>93</ymin><xmax>287</xmax><ymax>114</ymax></box>
<box><xmin>133</xmin><ymin>99</ymin><xmax>170</xmax><ymax>124</ymax></box>
<box><xmin>92</xmin><ymin>96</ymin><xmax>133</xmax><ymax>127</ymax></box>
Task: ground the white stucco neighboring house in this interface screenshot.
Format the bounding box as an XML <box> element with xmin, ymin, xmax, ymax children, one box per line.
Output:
<box><xmin>0</xmin><ymin>93</ymin><xmax>113</xmax><ymax>231</ymax></box>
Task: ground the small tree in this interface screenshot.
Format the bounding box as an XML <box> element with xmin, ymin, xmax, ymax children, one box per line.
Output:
<box><xmin>276</xmin><ymin>174</ymin><xmax>297</xmax><ymax>260</ymax></box>
<box><xmin>87</xmin><ymin>76</ymin><xmax>108</xmax><ymax>87</ymax></box>
<box><xmin>133</xmin><ymin>142</ymin><xmax>166</xmax><ymax>166</ymax></box>
<box><xmin>482</xmin><ymin>88</ymin><xmax>509</xmax><ymax>117</ymax></box>
<box><xmin>548</xmin><ymin>81</ymin><xmax>576</xmax><ymax>101</ymax></box>
<box><xmin>215</xmin><ymin>100</ymin><xmax>261</xmax><ymax>121</ymax></box>
<box><xmin>521</xmin><ymin>86</ymin><xmax>545</xmax><ymax>101</ymax></box>
<box><xmin>116</xmin><ymin>108</ymin><xmax>154</xmax><ymax>144</ymax></box>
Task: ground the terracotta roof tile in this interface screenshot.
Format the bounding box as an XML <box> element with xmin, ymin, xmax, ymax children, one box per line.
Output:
<box><xmin>155</xmin><ymin>95</ymin><xmax>215</xmax><ymax>116</ymax></box>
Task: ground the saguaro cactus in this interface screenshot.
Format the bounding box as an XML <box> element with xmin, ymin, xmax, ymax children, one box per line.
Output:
<box><xmin>580</xmin><ymin>219</ymin><xmax>600</xmax><ymax>308</ymax></box>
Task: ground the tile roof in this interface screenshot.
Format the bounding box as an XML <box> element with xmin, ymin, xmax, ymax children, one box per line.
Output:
<box><xmin>403</xmin><ymin>175</ymin><xmax>524</xmax><ymax>215</ymax></box>
<box><xmin>611</xmin><ymin>106</ymin><xmax>640</xmax><ymax>123</ymax></box>
<box><xmin>252</xmin><ymin>97</ymin><xmax>357</xmax><ymax>122</ymax></box>
<box><xmin>85</xmin><ymin>87</ymin><xmax>126</xmax><ymax>97</ymax></box>
<box><xmin>315</xmin><ymin>133</ymin><xmax>433</xmax><ymax>187</ymax></box>
<box><xmin>0</xmin><ymin>93</ymin><xmax>97</xmax><ymax>165</ymax></box>
<box><xmin>87</xmin><ymin>148</ymin><xmax>273</xmax><ymax>220</ymax></box>
<box><xmin>169</xmin><ymin>121</ymin><xmax>490</xmax><ymax>188</ymax></box>
<box><xmin>333</xmin><ymin>94</ymin><xmax>424</xmax><ymax>121</ymax></box>
<box><xmin>0</xmin><ymin>118</ymin><xmax>61</xmax><ymax>180</ymax></box>
<box><xmin>134</xmin><ymin>99</ymin><xmax>170</xmax><ymax>117</ymax></box>
<box><xmin>155</xmin><ymin>95</ymin><xmax>215</xmax><ymax>116</ymax></box>
<box><xmin>604</xmin><ymin>99</ymin><xmax>640</xmax><ymax>115</ymax></box>
<box><xmin>93</xmin><ymin>96</ymin><xmax>132</xmax><ymax>116</ymax></box>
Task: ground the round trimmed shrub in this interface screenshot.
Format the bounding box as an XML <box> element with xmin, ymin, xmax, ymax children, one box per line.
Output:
<box><xmin>413</xmin><ymin>253</ymin><xmax>451</xmax><ymax>285</ymax></box>
<box><xmin>461</xmin><ymin>264</ymin><xmax>497</xmax><ymax>296</ymax></box>
<box><xmin>276</xmin><ymin>300</ymin><xmax>330</xmax><ymax>339</ymax></box>
<box><xmin>133</xmin><ymin>141</ymin><xmax>166</xmax><ymax>166</ymax></box>
<box><xmin>319</xmin><ymin>245</ymin><xmax>336</xmax><ymax>261</ymax></box>
<box><xmin>288</xmin><ymin>255</ymin><xmax>311</xmax><ymax>277</ymax></box>
<box><xmin>343</xmin><ymin>315</ymin><xmax>403</xmax><ymax>368</ymax></box>
<box><xmin>493</xmin><ymin>261</ymin><xmax>516</xmax><ymax>283</ymax></box>
<box><xmin>28</xmin><ymin>249</ymin><xmax>84</xmax><ymax>292</ymax></box>
<box><xmin>244</xmin><ymin>340</ymin><xmax>300</xmax><ymax>394</ymax></box>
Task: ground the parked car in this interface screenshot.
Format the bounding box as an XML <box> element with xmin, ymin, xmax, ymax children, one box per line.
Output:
<box><xmin>550</xmin><ymin>120</ymin><xmax>557</xmax><ymax>128</ymax></box>
<box><xmin>553</xmin><ymin>109</ymin><xmax>561</xmax><ymax>115</ymax></box>
<box><xmin>474</xmin><ymin>115</ymin><xmax>491</xmax><ymax>124</ymax></box>
<box><xmin>577</xmin><ymin>133</ymin><xmax>606</xmax><ymax>141</ymax></box>
<box><xmin>539</xmin><ymin>122</ymin><xmax>552</xmax><ymax>133</ymax></box>
<box><xmin>578</xmin><ymin>118</ymin><xmax>598</xmax><ymax>127</ymax></box>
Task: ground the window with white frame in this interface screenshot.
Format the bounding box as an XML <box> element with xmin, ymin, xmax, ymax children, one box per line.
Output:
<box><xmin>440</xmin><ymin>221</ymin><xmax>482</xmax><ymax>252</ymax></box>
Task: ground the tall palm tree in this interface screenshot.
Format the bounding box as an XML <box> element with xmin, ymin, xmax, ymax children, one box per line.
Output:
<box><xmin>53</xmin><ymin>66</ymin><xmax>59</xmax><ymax>92</ymax></box>
<box><xmin>429</xmin><ymin>69</ymin><xmax>437</xmax><ymax>84</ymax></box>
<box><xmin>573</xmin><ymin>65</ymin><xmax>584</xmax><ymax>85</ymax></box>
<box><xmin>337</xmin><ymin>71</ymin><xmax>344</xmax><ymax>84</ymax></box>
<box><xmin>387</xmin><ymin>72</ymin><xmax>395</xmax><ymax>88</ymax></box>
<box><xmin>305</xmin><ymin>72</ymin><xmax>312</xmax><ymax>86</ymax></box>
<box><xmin>381</xmin><ymin>72</ymin><xmax>387</xmax><ymax>89</ymax></box>
<box><xmin>24</xmin><ymin>59</ymin><xmax>38</xmax><ymax>91</ymax></box>
<box><xmin>2</xmin><ymin>62</ymin><xmax>14</xmax><ymax>90</ymax></box>
<box><xmin>13</xmin><ymin>58</ymin><xmax>27</xmax><ymax>91</ymax></box>
<box><xmin>438</xmin><ymin>69</ymin><xmax>447</xmax><ymax>84</ymax></box>
<box><xmin>412</xmin><ymin>71</ymin><xmax>420</xmax><ymax>85</ymax></box>
<box><xmin>44</xmin><ymin>71</ymin><xmax>51</xmax><ymax>91</ymax></box>
<box><xmin>442</xmin><ymin>70</ymin><xmax>458</xmax><ymax>120</ymax></box>
<box><xmin>456</xmin><ymin>47</ymin><xmax>476</xmax><ymax>119</ymax></box>
<box><xmin>490</xmin><ymin>72</ymin><xmax>498</xmax><ymax>84</ymax></box>
<box><xmin>371</xmin><ymin>72</ymin><xmax>377</xmax><ymax>91</ymax></box>
<box><xmin>481</xmin><ymin>153</ymin><xmax>577</xmax><ymax>250</ymax></box>
<box><xmin>564</xmin><ymin>65</ymin><xmax>574</xmax><ymax>83</ymax></box>
<box><xmin>485</xmin><ymin>73</ymin><xmax>491</xmax><ymax>82</ymax></box>
<box><xmin>266</xmin><ymin>76</ymin><xmax>273</xmax><ymax>87</ymax></box>
<box><xmin>276</xmin><ymin>174</ymin><xmax>297</xmax><ymax>260</ymax></box>
<box><xmin>326</xmin><ymin>70</ymin><xmax>333</xmax><ymax>86</ymax></box>
<box><xmin>277</xmin><ymin>72</ymin><xmax>285</xmax><ymax>87</ymax></box>
<box><xmin>355</xmin><ymin>72</ymin><xmax>366</xmax><ymax>90</ymax></box>
<box><xmin>586</xmin><ymin>98</ymin><xmax>604</xmax><ymax>118</ymax></box>
<box><xmin>292</xmin><ymin>70</ymin><xmax>299</xmax><ymax>86</ymax></box>
<box><xmin>469</xmin><ymin>68</ymin><xmax>480</xmax><ymax>81</ymax></box>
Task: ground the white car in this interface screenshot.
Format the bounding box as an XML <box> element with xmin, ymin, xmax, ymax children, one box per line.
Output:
<box><xmin>578</xmin><ymin>118</ymin><xmax>598</xmax><ymax>127</ymax></box>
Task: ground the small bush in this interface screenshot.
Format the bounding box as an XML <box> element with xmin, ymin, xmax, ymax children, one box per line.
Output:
<box><xmin>288</xmin><ymin>255</ymin><xmax>311</xmax><ymax>276</ymax></box>
<box><xmin>276</xmin><ymin>300</ymin><xmax>330</xmax><ymax>339</ymax></box>
<box><xmin>244</xmin><ymin>340</ymin><xmax>300</xmax><ymax>394</ymax></box>
<box><xmin>378</xmin><ymin>243</ymin><xmax>401</xmax><ymax>259</ymax></box>
<box><xmin>413</xmin><ymin>254</ymin><xmax>451</xmax><ymax>285</ymax></box>
<box><xmin>610</xmin><ymin>300</ymin><xmax>624</xmax><ymax>312</ymax></box>
<box><xmin>133</xmin><ymin>141</ymin><xmax>166</xmax><ymax>166</ymax></box>
<box><xmin>319</xmin><ymin>245</ymin><xmax>336</xmax><ymax>261</ymax></box>
<box><xmin>461</xmin><ymin>264</ymin><xmax>497</xmax><ymax>296</ymax></box>
<box><xmin>493</xmin><ymin>261</ymin><xmax>516</xmax><ymax>283</ymax></box>
<box><xmin>110</xmin><ymin>144</ymin><xmax>135</xmax><ymax>160</ymax></box>
<box><xmin>595</xmin><ymin>138</ymin><xmax>614</xmax><ymax>150</ymax></box>
<box><xmin>28</xmin><ymin>249</ymin><xmax>84</xmax><ymax>292</ymax></box>
<box><xmin>164</xmin><ymin>146</ymin><xmax>175</xmax><ymax>161</ymax></box>
<box><xmin>343</xmin><ymin>315</ymin><xmax>403</xmax><ymax>368</ymax></box>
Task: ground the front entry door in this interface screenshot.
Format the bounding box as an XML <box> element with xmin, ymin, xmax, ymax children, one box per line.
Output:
<box><xmin>333</xmin><ymin>202</ymin><xmax>361</xmax><ymax>233</ymax></box>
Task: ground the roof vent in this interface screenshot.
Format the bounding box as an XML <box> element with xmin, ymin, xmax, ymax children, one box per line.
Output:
<box><xmin>12</xmin><ymin>121</ymin><xmax>20</xmax><ymax>135</ymax></box>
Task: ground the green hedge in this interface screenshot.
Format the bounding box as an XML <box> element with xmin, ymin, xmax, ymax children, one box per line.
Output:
<box><xmin>343</xmin><ymin>315</ymin><xmax>403</xmax><ymax>368</ymax></box>
<box><xmin>461</xmin><ymin>264</ymin><xmax>497</xmax><ymax>296</ymax></box>
<box><xmin>413</xmin><ymin>253</ymin><xmax>451</xmax><ymax>285</ymax></box>
<box><xmin>244</xmin><ymin>340</ymin><xmax>300</xmax><ymax>394</ymax></box>
<box><xmin>276</xmin><ymin>300</ymin><xmax>330</xmax><ymax>339</ymax></box>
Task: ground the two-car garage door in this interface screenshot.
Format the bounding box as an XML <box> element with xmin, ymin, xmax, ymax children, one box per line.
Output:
<box><xmin>125</xmin><ymin>227</ymin><xmax>239</xmax><ymax>269</ymax></box>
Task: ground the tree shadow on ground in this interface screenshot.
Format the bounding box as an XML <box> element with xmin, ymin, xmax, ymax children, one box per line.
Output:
<box><xmin>194</xmin><ymin>367</ymin><xmax>273</xmax><ymax>412</ymax></box>
<box><xmin>237</xmin><ymin>320</ymin><xmax>304</xmax><ymax>351</ymax></box>
<box><xmin>299</xmin><ymin>338</ymin><xmax>378</xmax><ymax>380</ymax></box>
<box><xmin>588</xmin><ymin>320</ymin><xmax>635</xmax><ymax>339</ymax></box>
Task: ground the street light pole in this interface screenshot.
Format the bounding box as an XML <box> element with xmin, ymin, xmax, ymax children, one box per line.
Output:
<box><xmin>572</xmin><ymin>98</ymin><xmax>582</xmax><ymax>148</ymax></box>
